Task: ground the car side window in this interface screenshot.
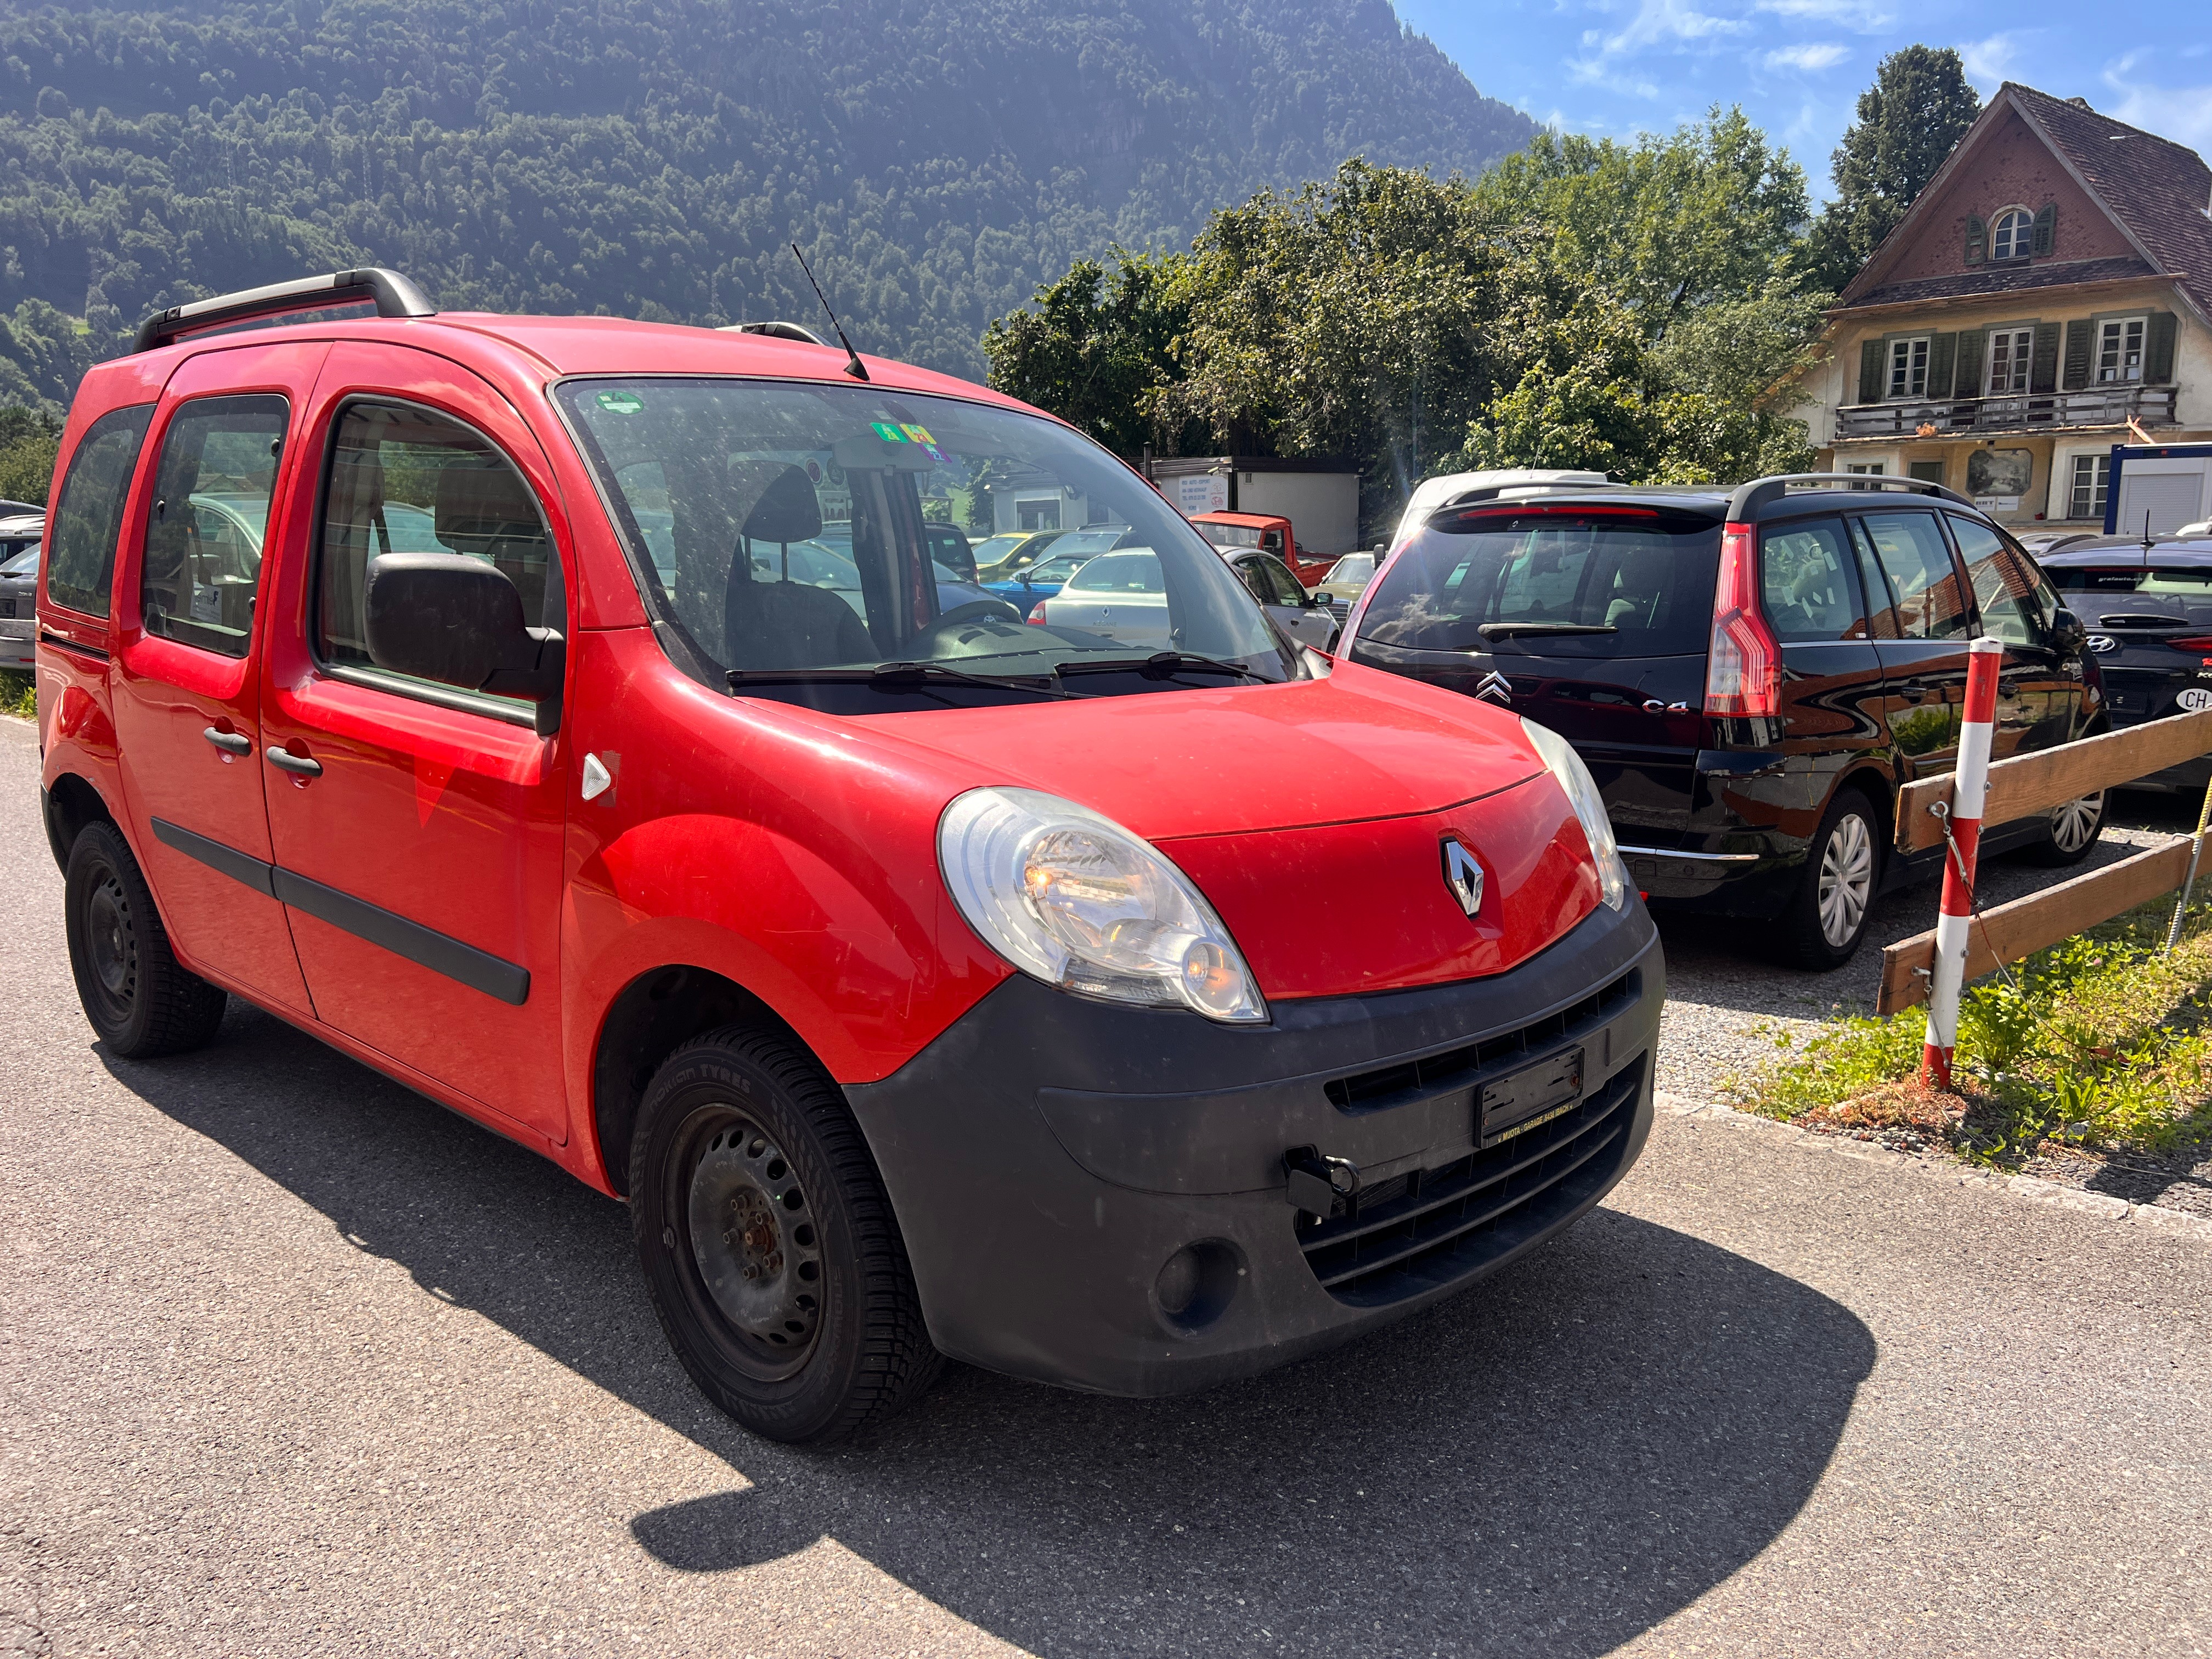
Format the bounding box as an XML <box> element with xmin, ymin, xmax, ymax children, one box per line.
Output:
<box><xmin>1257</xmin><ymin>555</ymin><xmax>1306</xmax><ymax>605</ymax></box>
<box><xmin>45</xmin><ymin>404</ymin><xmax>155</xmax><ymax>619</ymax></box>
<box><xmin>139</xmin><ymin>395</ymin><xmax>289</xmax><ymax>658</ymax></box>
<box><xmin>1856</xmin><ymin>512</ymin><xmax>1969</xmax><ymax>640</ymax></box>
<box><xmin>1759</xmin><ymin>517</ymin><xmax>1867</xmax><ymax>642</ymax></box>
<box><xmin>316</xmin><ymin>400</ymin><xmax>563</xmax><ymax>706</ymax></box>
<box><xmin>1234</xmin><ymin>556</ymin><xmax>1272</xmax><ymax>605</ymax></box>
<box><xmin>1946</xmin><ymin>514</ymin><xmax>2046</xmax><ymax>646</ymax></box>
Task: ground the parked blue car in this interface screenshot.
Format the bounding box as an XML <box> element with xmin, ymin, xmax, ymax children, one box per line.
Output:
<box><xmin>981</xmin><ymin>549</ymin><xmax>1097</xmax><ymax>612</ymax></box>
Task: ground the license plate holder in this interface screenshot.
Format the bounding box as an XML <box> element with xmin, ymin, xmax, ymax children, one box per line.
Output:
<box><xmin>1478</xmin><ymin>1047</ymin><xmax>1584</xmax><ymax>1147</ymax></box>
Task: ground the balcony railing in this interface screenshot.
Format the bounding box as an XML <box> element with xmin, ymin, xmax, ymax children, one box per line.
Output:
<box><xmin>1836</xmin><ymin>383</ymin><xmax>2176</xmax><ymax>439</ymax></box>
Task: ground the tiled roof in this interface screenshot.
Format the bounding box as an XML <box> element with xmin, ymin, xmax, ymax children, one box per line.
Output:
<box><xmin>2007</xmin><ymin>84</ymin><xmax>2212</xmax><ymax>319</ymax></box>
<box><xmin>1842</xmin><ymin>255</ymin><xmax>2157</xmax><ymax>311</ymax></box>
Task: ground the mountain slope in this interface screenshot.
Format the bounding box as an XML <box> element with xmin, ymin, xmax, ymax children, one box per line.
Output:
<box><xmin>0</xmin><ymin>0</ymin><xmax>1536</xmax><ymax>396</ymax></box>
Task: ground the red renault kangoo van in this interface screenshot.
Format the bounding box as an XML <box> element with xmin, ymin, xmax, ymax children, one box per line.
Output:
<box><xmin>37</xmin><ymin>270</ymin><xmax>1663</xmax><ymax>1443</ymax></box>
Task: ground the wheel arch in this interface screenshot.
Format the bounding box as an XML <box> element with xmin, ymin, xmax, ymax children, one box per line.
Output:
<box><xmin>42</xmin><ymin>771</ymin><xmax>119</xmax><ymax>874</ymax></box>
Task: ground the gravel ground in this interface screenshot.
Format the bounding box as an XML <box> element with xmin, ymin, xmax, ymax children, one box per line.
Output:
<box><xmin>1654</xmin><ymin>790</ymin><xmax>2212</xmax><ymax>1214</ymax></box>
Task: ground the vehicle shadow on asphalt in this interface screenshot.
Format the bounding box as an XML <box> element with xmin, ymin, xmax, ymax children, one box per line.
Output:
<box><xmin>105</xmin><ymin>1006</ymin><xmax>1875</xmax><ymax>1659</ymax></box>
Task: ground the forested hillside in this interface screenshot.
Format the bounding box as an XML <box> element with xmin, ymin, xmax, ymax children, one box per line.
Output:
<box><xmin>0</xmin><ymin>0</ymin><xmax>1535</xmax><ymax>409</ymax></box>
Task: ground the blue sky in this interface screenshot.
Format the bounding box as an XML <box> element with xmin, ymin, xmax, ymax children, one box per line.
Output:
<box><xmin>1393</xmin><ymin>1</ymin><xmax>2212</xmax><ymax>198</ymax></box>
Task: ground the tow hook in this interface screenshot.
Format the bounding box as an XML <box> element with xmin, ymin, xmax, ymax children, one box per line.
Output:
<box><xmin>1284</xmin><ymin>1147</ymin><xmax>1361</xmax><ymax>1220</ymax></box>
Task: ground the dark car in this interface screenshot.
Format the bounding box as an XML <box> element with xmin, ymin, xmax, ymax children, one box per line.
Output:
<box><xmin>1343</xmin><ymin>473</ymin><xmax>2107</xmax><ymax>967</ymax></box>
<box><xmin>2038</xmin><ymin>531</ymin><xmax>2212</xmax><ymax>793</ymax></box>
<box><xmin>0</xmin><ymin>515</ymin><xmax>44</xmax><ymax>670</ymax></box>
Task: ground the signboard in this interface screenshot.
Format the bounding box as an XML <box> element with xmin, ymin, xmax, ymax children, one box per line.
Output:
<box><xmin>1175</xmin><ymin>473</ymin><xmax>1228</xmax><ymax>516</ymax></box>
<box><xmin>1974</xmin><ymin>495</ymin><xmax>2021</xmax><ymax>514</ymax></box>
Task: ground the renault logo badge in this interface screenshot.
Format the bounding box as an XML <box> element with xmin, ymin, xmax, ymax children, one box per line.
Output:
<box><xmin>1475</xmin><ymin>670</ymin><xmax>1514</xmax><ymax>705</ymax></box>
<box><xmin>1442</xmin><ymin>838</ymin><xmax>1485</xmax><ymax>917</ymax></box>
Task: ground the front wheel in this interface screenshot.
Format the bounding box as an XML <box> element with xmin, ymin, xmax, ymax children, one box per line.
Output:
<box><xmin>1773</xmin><ymin>789</ymin><xmax>1881</xmax><ymax>970</ymax></box>
<box><xmin>629</xmin><ymin>1025</ymin><xmax>940</xmax><ymax>1445</ymax></box>
<box><xmin>2016</xmin><ymin>792</ymin><xmax>2104</xmax><ymax>867</ymax></box>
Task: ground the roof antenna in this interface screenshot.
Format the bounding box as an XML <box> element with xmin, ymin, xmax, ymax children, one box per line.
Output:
<box><xmin>790</xmin><ymin>243</ymin><xmax>868</xmax><ymax>381</ymax></box>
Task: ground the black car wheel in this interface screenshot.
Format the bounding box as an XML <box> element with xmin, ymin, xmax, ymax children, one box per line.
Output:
<box><xmin>630</xmin><ymin>1024</ymin><xmax>940</xmax><ymax>1445</ymax></box>
<box><xmin>2017</xmin><ymin>791</ymin><xmax>2105</xmax><ymax>867</ymax></box>
<box><xmin>63</xmin><ymin>821</ymin><xmax>228</xmax><ymax>1058</ymax></box>
<box><xmin>1774</xmin><ymin>788</ymin><xmax>1882</xmax><ymax>970</ymax></box>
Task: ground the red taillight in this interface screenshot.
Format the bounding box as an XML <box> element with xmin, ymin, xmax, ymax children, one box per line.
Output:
<box><xmin>1704</xmin><ymin>522</ymin><xmax>1780</xmax><ymax>718</ymax></box>
<box><xmin>1026</xmin><ymin>601</ymin><xmax>1048</xmax><ymax>625</ymax></box>
<box><xmin>2165</xmin><ymin>635</ymin><xmax>2212</xmax><ymax>652</ymax></box>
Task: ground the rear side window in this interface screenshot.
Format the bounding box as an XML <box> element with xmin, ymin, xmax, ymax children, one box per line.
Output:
<box><xmin>1354</xmin><ymin>510</ymin><xmax>1720</xmax><ymax>657</ymax></box>
<box><xmin>316</xmin><ymin>401</ymin><xmax>562</xmax><ymax>706</ymax></box>
<box><xmin>1948</xmin><ymin>514</ymin><xmax>2049</xmax><ymax>646</ymax></box>
<box><xmin>45</xmin><ymin>404</ymin><xmax>154</xmax><ymax>618</ymax></box>
<box><xmin>1760</xmin><ymin>518</ymin><xmax>1869</xmax><ymax>642</ymax></box>
<box><xmin>139</xmin><ymin>394</ymin><xmax>288</xmax><ymax>658</ymax></box>
<box><xmin>1855</xmin><ymin>512</ymin><xmax>1968</xmax><ymax>640</ymax></box>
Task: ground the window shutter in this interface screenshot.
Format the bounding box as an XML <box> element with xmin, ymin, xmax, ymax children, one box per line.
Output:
<box><xmin>1858</xmin><ymin>338</ymin><xmax>1883</xmax><ymax>404</ymax></box>
<box><xmin>2147</xmin><ymin>311</ymin><xmax>2177</xmax><ymax>382</ymax></box>
<box><xmin>2032</xmin><ymin>204</ymin><xmax>2056</xmax><ymax>257</ymax></box>
<box><xmin>2030</xmin><ymin>321</ymin><xmax>2060</xmax><ymax>394</ymax></box>
<box><xmin>2061</xmin><ymin>319</ymin><xmax>2092</xmax><ymax>391</ymax></box>
<box><xmin>1927</xmin><ymin>331</ymin><xmax>1957</xmax><ymax>397</ymax></box>
<box><xmin>1954</xmin><ymin>329</ymin><xmax>1986</xmax><ymax>399</ymax></box>
<box><xmin>1965</xmin><ymin>215</ymin><xmax>1987</xmax><ymax>266</ymax></box>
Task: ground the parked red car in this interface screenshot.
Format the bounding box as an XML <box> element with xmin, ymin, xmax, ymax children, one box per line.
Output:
<box><xmin>1189</xmin><ymin>511</ymin><xmax>1337</xmax><ymax>585</ymax></box>
<box><xmin>38</xmin><ymin>269</ymin><xmax>1662</xmax><ymax>1443</ymax></box>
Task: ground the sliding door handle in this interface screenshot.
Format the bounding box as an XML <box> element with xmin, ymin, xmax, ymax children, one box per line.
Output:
<box><xmin>264</xmin><ymin>745</ymin><xmax>323</xmax><ymax>778</ymax></box>
<box><xmin>201</xmin><ymin>726</ymin><xmax>251</xmax><ymax>756</ymax></box>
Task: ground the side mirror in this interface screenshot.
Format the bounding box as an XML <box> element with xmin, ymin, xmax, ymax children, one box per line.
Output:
<box><xmin>364</xmin><ymin>552</ymin><xmax>566</xmax><ymax>735</ymax></box>
<box><xmin>2051</xmin><ymin>606</ymin><xmax>2087</xmax><ymax>651</ymax></box>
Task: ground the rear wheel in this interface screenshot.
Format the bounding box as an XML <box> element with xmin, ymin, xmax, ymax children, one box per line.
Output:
<box><xmin>1774</xmin><ymin>788</ymin><xmax>1881</xmax><ymax>970</ymax></box>
<box><xmin>2016</xmin><ymin>792</ymin><xmax>2104</xmax><ymax>867</ymax></box>
<box><xmin>629</xmin><ymin>1024</ymin><xmax>940</xmax><ymax>1445</ymax></box>
<box><xmin>63</xmin><ymin>821</ymin><xmax>227</xmax><ymax>1058</ymax></box>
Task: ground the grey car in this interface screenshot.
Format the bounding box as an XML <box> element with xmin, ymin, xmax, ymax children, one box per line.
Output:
<box><xmin>1223</xmin><ymin>549</ymin><xmax>1340</xmax><ymax>651</ymax></box>
<box><xmin>1045</xmin><ymin>548</ymin><xmax>1339</xmax><ymax>653</ymax></box>
<box><xmin>0</xmin><ymin>514</ymin><xmax>45</xmax><ymax>671</ymax></box>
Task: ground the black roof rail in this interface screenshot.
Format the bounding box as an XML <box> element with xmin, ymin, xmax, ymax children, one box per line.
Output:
<box><xmin>1726</xmin><ymin>472</ymin><xmax>1976</xmax><ymax>521</ymax></box>
<box><xmin>132</xmin><ymin>268</ymin><xmax>436</xmax><ymax>354</ymax></box>
<box><xmin>719</xmin><ymin>320</ymin><xmax>830</xmax><ymax>345</ymax></box>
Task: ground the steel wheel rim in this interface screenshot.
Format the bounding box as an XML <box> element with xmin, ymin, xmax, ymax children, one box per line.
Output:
<box><xmin>84</xmin><ymin>868</ymin><xmax>137</xmax><ymax>1024</ymax></box>
<box><xmin>1818</xmin><ymin>813</ymin><xmax>1874</xmax><ymax>947</ymax></box>
<box><xmin>682</xmin><ymin>1109</ymin><xmax>822</xmax><ymax>1376</ymax></box>
<box><xmin>2051</xmin><ymin>792</ymin><xmax>2103</xmax><ymax>854</ymax></box>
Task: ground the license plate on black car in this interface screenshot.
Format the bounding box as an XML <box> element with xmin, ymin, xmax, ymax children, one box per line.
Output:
<box><xmin>1479</xmin><ymin>1048</ymin><xmax>1584</xmax><ymax>1146</ymax></box>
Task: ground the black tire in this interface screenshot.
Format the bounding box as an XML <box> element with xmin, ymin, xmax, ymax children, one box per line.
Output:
<box><xmin>1772</xmin><ymin>788</ymin><xmax>1882</xmax><ymax>970</ymax></box>
<box><xmin>2014</xmin><ymin>791</ymin><xmax>2105</xmax><ymax>867</ymax></box>
<box><xmin>629</xmin><ymin>1024</ymin><xmax>941</xmax><ymax>1445</ymax></box>
<box><xmin>63</xmin><ymin>820</ymin><xmax>227</xmax><ymax>1058</ymax></box>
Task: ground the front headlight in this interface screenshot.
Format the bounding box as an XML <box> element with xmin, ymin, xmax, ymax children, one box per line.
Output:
<box><xmin>1520</xmin><ymin>718</ymin><xmax>1629</xmax><ymax>911</ymax></box>
<box><xmin>939</xmin><ymin>787</ymin><xmax>1268</xmax><ymax>1022</ymax></box>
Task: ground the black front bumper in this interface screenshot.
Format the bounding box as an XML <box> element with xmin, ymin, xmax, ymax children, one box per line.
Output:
<box><xmin>845</xmin><ymin>900</ymin><xmax>1663</xmax><ymax>1397</ymax></box>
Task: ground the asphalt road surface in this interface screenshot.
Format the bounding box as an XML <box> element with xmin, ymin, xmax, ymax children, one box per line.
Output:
<box><xmin>4</xmin><ymin>714</ymin><xmax>2208</xmax><ymax>1657</ymax></box>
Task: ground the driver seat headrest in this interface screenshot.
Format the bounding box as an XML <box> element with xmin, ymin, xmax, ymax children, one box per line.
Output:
<box><xmin>741</xmin><ymin>465</ymin><xmax>823</xmax><ymax>546</ymax></box>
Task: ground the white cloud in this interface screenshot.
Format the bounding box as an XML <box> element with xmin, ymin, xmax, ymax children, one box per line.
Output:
<box><xmin>1763</xmin><ymin>42</ymin><xmax>1848</xmax><ymax>72</ymax></box>
<box><xmin>2100</xmin><ymin>53</ymin><xmax>2212</xmax><ymax>151</ymax></box>
<box><xmin>1960</xmin><ymin>32</ymin><xmax>2021</xmax><ymax>92</ymax></box>
<box><xmin>1752</xmin><ymin>0</ymin><xmax>1892</xmax><ymax>33</ymax></box>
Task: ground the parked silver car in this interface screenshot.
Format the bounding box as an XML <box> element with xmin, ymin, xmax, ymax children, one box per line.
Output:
<box><xmin>1222</xmin><ymin>548</ymin><xmax>1339</xmax><ymax>651</ymax></box>
<box><xmin>0</xmin><ymin>513</ymin><xmax>45</xmax><ymax>670</ymax></box>
<box><xmin>1045</xmin><ymin>548</ymin><xmax>1337</xmax><ymax>652</ymax></box>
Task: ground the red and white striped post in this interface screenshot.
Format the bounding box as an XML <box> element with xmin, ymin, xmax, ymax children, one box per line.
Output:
<box><xmin>1923</xmin><ymin>636</ymin><xmax>2006</xmax><ymax>1090</ymax></box>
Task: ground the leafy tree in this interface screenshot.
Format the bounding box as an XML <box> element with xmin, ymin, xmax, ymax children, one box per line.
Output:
<box><xmin>981</xmin><ymin>253</ymin><xmax>1199</xmax><ymax>458</ymax></box>
<box><xmin>1805</xmin><ymin>47</ymin><xmax>1982</xmax><ymax>292</ymax></box>
<box><xmin>0</xmin><ymin>401</ymin><xmax>60</xmax><ymax>503</ymax></box>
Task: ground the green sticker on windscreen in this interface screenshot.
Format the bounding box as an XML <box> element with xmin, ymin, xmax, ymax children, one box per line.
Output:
<box><xmin>869</xmin><ymin>421</ymin><xmax>906</xmax><ymax>442</ymax></box>
<box><xmin>597</xmin><ymin>390</ymin><xmax>645</xmax><ymax>415</ymax></box>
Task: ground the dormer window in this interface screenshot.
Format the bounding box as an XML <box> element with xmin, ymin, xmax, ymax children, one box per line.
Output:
<box><xmin>1965</xmin><ymin>204</ymin><xmax>2053</xmax><ymax>266</ymax></box>
<box><xmin>1991</xmin><ymin>207</ymin><xmax>2033</xmax><ymax>262</ymax></box>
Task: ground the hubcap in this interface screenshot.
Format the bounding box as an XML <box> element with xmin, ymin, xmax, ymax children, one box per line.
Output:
<box><xmin>2051</xmin><ymin>792</ymin><xmax>2104</xmax><ymax>854</ymax></box>
<box><xmin>84</xmin><ymin>870</ymin><xmax>137</xmax><ymax>1018</ymax></box>
<box><xmin>685</xmin><ymin>1115</ymin><xmax>822</xmax><ymax>1367</ymax></box>
<box><xmin>1818</xmin><ymin>812</ymin><xmax>1874</xmax><ymax>948</ymax></box>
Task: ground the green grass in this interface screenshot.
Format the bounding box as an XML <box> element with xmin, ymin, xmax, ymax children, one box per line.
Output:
<box><xmin>1736</xmin><ymin>893</ymin><xmax>2212</xmax><ymax>1162</ymax></box>
<box><xmin>0</xmin><ymin>668</ymin><xmax>31</xmax><ymax>720</ymax></box>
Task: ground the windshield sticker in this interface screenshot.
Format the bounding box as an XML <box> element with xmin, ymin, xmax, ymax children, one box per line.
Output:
<box><xmin>868</xmin><ymin>421</ymin><xmax>907</xmax><ymax>443</ymax></box>
<box><xmin>597</xmin><ymin>390</ymin><xmax>645</xmax><ymax>415</ymax></box>
<box><xmin>900</xmin><ymin>424</ymin><xmax>935</xmax><ymax>445</ymax></box>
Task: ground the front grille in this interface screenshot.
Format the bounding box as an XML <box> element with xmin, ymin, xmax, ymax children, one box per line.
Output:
<box><xmin>1297</xmin><ymin>1058</ymin><xmax>1645</xmax><ymax>1307</ymax></box>
<box><xmin>1324</xmin><ymin>968</ymin><xmax>1638</xmax><ymax>1115</ymax></box>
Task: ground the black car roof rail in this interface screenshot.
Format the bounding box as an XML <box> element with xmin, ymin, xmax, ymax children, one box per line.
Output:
<box><xmin>719</xmin><ymin>320</ymin><xmax>831</xmax><ymax>345</ymax></box>
<box><xmin>132</xmin><ymin>268</ymin><xmax>437</xmax><ymax>354</ymax></box>
<box><xmin>1726</xmin><ymin>472</ymin><xmax>1976</xmax><ymax>521</ymax></box>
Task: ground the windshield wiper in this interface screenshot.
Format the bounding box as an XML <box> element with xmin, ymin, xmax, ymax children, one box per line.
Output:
<box><xmin>1053</xmin><ymin>651</ymin><xmax>1260</xmax><ymax>681</ymax></box>
<box><xmin>1477</xmin><ymin>622</ymin><xmax>1618</xmax><ymax>640</ymax></box>
<box><xmin>726</xmin><ymin>662</ymin><xmax>1076</xmax><ymax>698</ymax></box>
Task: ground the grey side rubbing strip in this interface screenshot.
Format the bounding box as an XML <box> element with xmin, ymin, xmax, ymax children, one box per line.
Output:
<box><xmin>269</xmin><ymin>867</ymin><xmax>531</xmax><ymax>1006</ymax></box>
<box><xmin>148</xmin><ymin>816</ymin><xmax>528</xmax><ymax>1005</ymax></box>
<box><xmin>151</xmin><ymin>816</ymin><xmax>276</xmax><ymax>896</ymax></box>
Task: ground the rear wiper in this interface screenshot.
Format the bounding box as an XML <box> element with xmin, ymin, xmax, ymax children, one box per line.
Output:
<box><xmin>1053</xmin><ymin>651</ymin><xmax>1259</xmax><ymax>681</ymax></box>
<box><xmin>1477</xmin><ymin>622</ymin><xmax>1617</xmax><ymax>640</ymax></box>
<box><xmin>727</xmin><ymin>662</ymin><xmax>1076</xmax><ymax>698</ymax></box>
